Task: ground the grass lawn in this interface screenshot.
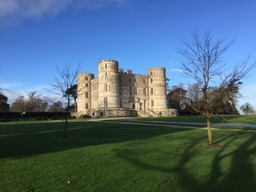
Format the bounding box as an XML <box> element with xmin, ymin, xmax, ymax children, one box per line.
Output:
<box><xmin>137</xmin><ymin>114</ymin><xmax>256</xmax><ymax>124</ymax></box>
<box><xmin>1</xmin><ymin>117</ymin><xmax>256</xmax><ymax>192</ymax></box>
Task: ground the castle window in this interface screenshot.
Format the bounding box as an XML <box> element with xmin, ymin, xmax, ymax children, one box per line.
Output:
<box><xmin>85</xmin><ymin>83</ymin><xmax>88</xmax><ymax>87</ymax></box>
<box><xmin>150</xmin><ymin>79</ymin><xmax>153</xmax><ymax>83</ymax></box>
<box><xmin>105</xmin><ymin>64</ymin><xmax>107</xmax><ymax>69</ymax></box>
<box><xmin>151</xmin><ymin>88</ymin><xmax>153</xmax><ymax>95</ymax></box>
<box><xmin>150</xmin><ymin>71</ymin><xmax>152</xmax><ymax>76</ymax></box>
<box><xmin>151</xmin><ymin>100</ymin><xmax>154</xmax><ymax>107</ymax></box>
<box><xmin>143</xmin><ymin>79</ymin><xmax>146</xmax><ymax>84</ymax></box>
<box><xmin>143</xmin><ymin>88</ymin><xmax>146</xmax><ymax>95</ymax></box>
<box><xmin>134</xmin><ymin>87</ymin><xmax>137</xmax><ymax>94</ymax></box>
<box><xmin>85</xmin><ymin>77</ymin><xmax>88</xmax><ymax>81</ymax></box>
<box><xmin>85</xmin><ymin>103</ymin><xmax>88</xmax><ymax>109</ymax></box>
<box><xmin>105</xmin><ymin>83</ymin><xmax>107</xmax><ymax>91</ymax></box>
<box><xmin>129</xmin><ymin>78</ymin><xmax>131</xmax><ymax>83</ymax></box>
<box><xmin>105</xmin><ymin>73</ymin><xmax>107</xmax><ymax>78</ymax></box>
<box><xmin>119</xmin><ymin>76</ymin><xmax>122</xmax><ymax>83</ymax></box>
<box><xmin>85</xmin><ymin>92</ymin><xmax>88</xmax><ymax>98</ymax></box>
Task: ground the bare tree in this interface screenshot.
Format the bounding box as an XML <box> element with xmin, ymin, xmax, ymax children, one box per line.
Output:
<box><xmin>10</xmin><ymin>96</ymin><xmax>26</xmax><ymax>112</ymax></box>
<box><xmin>50</xmin><ymin>63</ymin><xmax>81</xmax><ymax>137</ymax></box>
<box><xmin>178</xmin><ymin>30</ymin><xmax>256</xmax><ymax>145</ymax></box>
<box><xmin>47</xmin><ymin>101</ymin><xmax>65</xmax><ymax>112</ymax></box>
<box><xmin>240</xmin><ymin>103</ymin><xmax>255</xmax><ymax>115</ymax></box>
<box><xmin>25</xmin><ymin>91</ymin><xmax>48</xmax><ymax>112</ymax></box>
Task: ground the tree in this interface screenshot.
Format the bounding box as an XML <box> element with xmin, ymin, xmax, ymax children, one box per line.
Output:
<box><xmin>178</xmin><ymin>30</ymin><xmax>256</xmax><ymax>145</ymax></box>
<box><xmin>240</xmin><ymin>103</ymin><xmax>254</xmax><ymax>115</ymax></box>
<box><xmin>10</xmin><ymin>96</ymin><xmax>26</xmax><ymax>112</ymax></box>
<box><xmin>0</xmin><ymin>93</ymin><xmax>9</xmax><ymax>112</ymax></box>
<box><xmin>50</xmin><ymin>63</ymin><xmax>81</xmax><ymax>137</ymax></box>
<box><xmin>25</xmin><ymin>91</ymin><xmax>48</xmax><ymax>112</ymax></box>
<box><xmin>10</xmin><ymin>93</ymin><xmax>48</xmax><ymax>112</ymax></box>
<box><xmin>47</xmin><ymin>101</ymin><xmax>65</xmax><ymax>112</ymax></box>
<box><xmin>66</xmin><ymin>84</ymin><xmax>78</xmax><ymax>112</ymax></box>
<box><xmin>167</xmin><ymin>85</ymin><xmax>187</xmax><ymax>114</ymax></box>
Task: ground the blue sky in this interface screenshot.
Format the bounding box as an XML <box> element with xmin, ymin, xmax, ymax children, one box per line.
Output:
<box><xmin>0</xmin><ymin>0</ymin><xmax>256</xmax><ymax>113</ymax></box>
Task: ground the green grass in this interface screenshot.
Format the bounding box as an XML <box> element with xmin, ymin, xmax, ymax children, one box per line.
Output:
<box><xmin>133</xmin><ymin>115</ymin><xmax>256</xmax><ymax>130</ymax></box>
<box><xmin>1</xmin><ymin>118</ymin><xmax>256</xmax><ymax>191</ymax></box>
<box><xmin>137</xmin><ymin>114</ymin><xmax>256</xmax><ymax>124</ymax></box>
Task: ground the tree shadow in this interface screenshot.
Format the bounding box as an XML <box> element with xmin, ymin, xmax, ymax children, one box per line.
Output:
<box><xmin>0</xmin><ymin>121</ymin><xmax>191</xmax><ymax>160</ymax></box>
<box><xmin>113</xmin><ymin>130</ymin><xmax>256</xmax><ymax>191</ymax></box>
<box><xmin>206</xmin><ymin>132</ymin><xmax>256</xmax><ymax>191</ymax></box>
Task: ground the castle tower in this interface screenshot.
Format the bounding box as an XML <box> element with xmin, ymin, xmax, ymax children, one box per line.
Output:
<box><xmin>98</xmin><ymin>60</ymin><xmax>119</xmax><ymax>108</ymax></box>
<box><xmin>148</xmin><ymin>67</ymin><xmax>167</xmax><ymax>110</ymax></box>
<box><xmin>77</xmin><ymin>73</ymin><xmax>94</xmax><ymax>113</ymax></box>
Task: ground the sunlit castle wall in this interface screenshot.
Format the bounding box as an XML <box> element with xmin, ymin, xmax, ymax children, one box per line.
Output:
<box><xmin>97</xmin><ymin>60</ymin><xmax>119</xmax><ymax>108</ymax></box>
<box><xmin>148</xmin><ymin>67</ymin><xmax>167</xmax><ymax>109</ymax></box>
<box><xmin>77</xmin><ymin>73</ymin><xmax>94</xmax><ymax>113</ymax></box>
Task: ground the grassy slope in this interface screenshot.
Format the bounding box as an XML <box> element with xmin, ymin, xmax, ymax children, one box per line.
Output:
<box><xmin>1</xmin><ymin>117</ymin><xmax>256</xmax><ymax>191</ymax></box>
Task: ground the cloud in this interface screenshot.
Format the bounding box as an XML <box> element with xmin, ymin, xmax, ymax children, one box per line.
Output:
<box><xmin>1</xmin><ymin>90</ymin><xmax>22</xmax><ymax>104</ymax></box>
<box><xmin>0</xmin><ymin>81</ymin><xmax>25</xmax><ymax>90</ymax></box>
<box><xmin>74</xmin><ymin>0</ymin><xmax>130</xmax><ymax>9</ymax></box>
<box><xmin>0</xmin><ymin>0</ymin><xmax>72</xmax><ymax>26</ymax></box>
<box><xmin>169</xmin><ymin>68</ymin><xmax>183</xmax><ymax>73</ymax></box>
<box><xmin>0</xmin><ymin>0</ymin><xmax>130</xmax><ymax>26</ymax></box>
<box><xmin>1</xmin><ymin>84</ymin><xmax>64</xmax><ymax>105</ymax></box>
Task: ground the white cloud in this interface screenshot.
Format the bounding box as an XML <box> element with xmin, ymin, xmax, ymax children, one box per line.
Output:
<box><xmin>1</xmin><ymin>89</ymin><xmax>24</xmax><ymax>104</ymax></box>
<box><xmin>0</xmin><ymin>82</ymin><xmax>21</xmax><ymax>89</ymax></box>
<box><xmin>0</xmin><ymin>0</ymin><xmax>18</xmax><ymax>17</ymax></box>
<box><xmin>169</xmin><ymin>68</ymin><xmax>183</xmax><ymax>73</ymax></box>
<box><xmin>0</xmin><ymin>80</ymin><xmax>59</xmax><ymax>104</ymax></box>
<box><xmin>74</xmin><ymin>0</ymin><xmax>130</xmax><ymax>9</ymax></box>
<box><xmin>0</xmin><ymin>0</ymin><xmax>130</xmax><ymax>26</ymax></box>
<box><xmin>1</xmin><ymin>86</ymin><xmax>64</xmax><ymax>105</ymax></box>
<box><xmin>0</xmin><ymin>0</ymin><xmax>72</xmax><ymax>26</ymax></box>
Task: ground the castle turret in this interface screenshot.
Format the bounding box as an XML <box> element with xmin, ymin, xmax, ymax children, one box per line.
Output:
<box><xmin>147</xmin><ymin>67</ymin><xmax>167</xmax><ymax>110</ymax></box>
<box><xmin>77</xmin><ymin>73</ymin><xmax>94</xmax><ymax>113</ymax></box>
<box><xmin>98</xmin><ymin>60</ymin><xmax>119</xmax><ymax>108</ymax></box>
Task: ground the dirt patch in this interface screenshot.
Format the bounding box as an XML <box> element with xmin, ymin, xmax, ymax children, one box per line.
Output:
<box><xmin>203</xmin><ymin>143</ymin><xmax>225</xmax><ymax>149</ymax></box>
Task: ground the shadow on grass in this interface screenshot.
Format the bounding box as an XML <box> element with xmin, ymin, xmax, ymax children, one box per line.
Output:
<box><xmin>114</xmin><ymin>131</ymin><xmax>256</xmax><ymax>191</ymax></box>
<box><xmin>0</xmin><ymin>121</ymin><xmax>190</xmax><ymax>160</ymax></box>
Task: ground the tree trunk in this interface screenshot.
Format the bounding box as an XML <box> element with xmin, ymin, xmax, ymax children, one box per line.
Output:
<box><xmin>74</xmin><ymin>98</ymin><xmax>77</xmax><ymax>113</ymax></box>
<box><xmin>206</xmin><ymin>115</ymin><xmax>213</xmax><ymax>145</ymax></box>
<box><xmin>63</xmin><ymin>99</ymin><xmax>70</xmax><ymax>137</ymax></box>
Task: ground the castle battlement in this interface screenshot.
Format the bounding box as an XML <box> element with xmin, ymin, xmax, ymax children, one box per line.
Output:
<box><xmin>98</xmin><ymin>59</ymin><xmax>118</xmax><ymax>64</ymax></box>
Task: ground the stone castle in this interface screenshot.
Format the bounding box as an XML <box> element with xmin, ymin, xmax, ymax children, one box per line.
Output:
<box><xmin>77</xmin><ymin>60</ymin><xmax>177</xmax><ymax>118</ymax></box>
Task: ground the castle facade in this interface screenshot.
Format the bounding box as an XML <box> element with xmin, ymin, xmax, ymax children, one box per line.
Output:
<box><xmin>77</xmin><ymin>60</ymin><xmax>177</xmax><ymax>118</ymax></box>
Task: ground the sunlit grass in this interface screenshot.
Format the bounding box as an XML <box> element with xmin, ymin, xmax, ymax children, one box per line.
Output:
<box><xmin>137</xmin><ymin>114</ymin><xmax>256</xmax><ymax>124</ymax></box>
<box><xmin>1</xmin><ymin>118</ymin><xmax>256</xmax><ymax>191</ymax></box>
